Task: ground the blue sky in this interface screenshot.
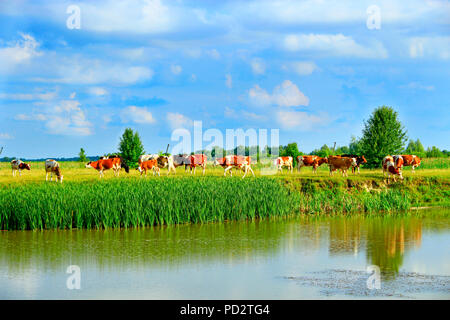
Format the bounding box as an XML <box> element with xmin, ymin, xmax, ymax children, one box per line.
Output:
<box><xmin>0</xmin><ymin>0</ymin><xmax>449</xmax><ymax>158</ymax></box>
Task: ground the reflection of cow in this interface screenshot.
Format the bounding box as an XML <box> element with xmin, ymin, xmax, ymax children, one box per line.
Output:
<box><xmin>275</xmin><ymin>157</ymin><xmax>293</xmax><ymax>173</ymax></box>
<box><xmin>190</xmin><ymin>154</ymin><xmax>207</xmax><ymax>175</ymax></box>
<box><xmin>45</xmin><ymin>159</ymin><xmax>63</xmax><ymax>183</ymax></box>
<box><xmin>214</xmin><ymin>155</ymin><xmax>255</xmax><ymax>179</ymax></box>
<box><xmin>11</xmin><ymin>159</ymin><xmax>31</xmax><ymax>177</ymax></box>
<box><xmin>297</xmin><ymin>155</ymin><xmax>328</xmax><ymax>173</ymax></box>
<box><xmin>327</xmin><ymin>156</ymin><xmax>356</xmax><ymax>177</ymax></box>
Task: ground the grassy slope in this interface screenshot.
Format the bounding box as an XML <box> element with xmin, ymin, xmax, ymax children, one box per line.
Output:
<box><xmin>0</xmin><ymin>160</ymin><xmax>449</xmax><ymax>230</ymax></box>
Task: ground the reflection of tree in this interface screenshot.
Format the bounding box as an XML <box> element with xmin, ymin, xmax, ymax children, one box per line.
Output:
<box><xmin>328</xmin><ymin>217</ymin><xmax>362</xmax><ymax>256</ymax></box>
<box><xmin>365</xmin><ymin>217</ymin><xmax>422</xmax><ymax>275</ymax></box>
<box><xmin>327</xmin><ymin>216</ymin><xmax>424</xmax><ymax>277</ymax></box>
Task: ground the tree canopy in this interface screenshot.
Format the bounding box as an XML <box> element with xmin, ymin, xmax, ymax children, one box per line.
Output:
<box><xmin>118</xmin><ymin>128</ymin><xmax>145</xmax><ymax>166</ymax></box>
<box><xmin>359</xmin><ymin>106</ymin><xmax>408</xmax><ymax>167</ymax></box>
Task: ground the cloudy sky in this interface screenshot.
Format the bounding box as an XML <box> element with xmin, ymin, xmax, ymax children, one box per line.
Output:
<box><xmin>0</xmin><ymin>0</ymin><xmax>449</xmax><ymax>158</ymax></box>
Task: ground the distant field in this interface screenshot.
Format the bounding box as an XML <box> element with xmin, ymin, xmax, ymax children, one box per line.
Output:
<box><xmin>1</xmin><ymin>158</ymin><xmax>449</xmax><ymax>185</ymax></box>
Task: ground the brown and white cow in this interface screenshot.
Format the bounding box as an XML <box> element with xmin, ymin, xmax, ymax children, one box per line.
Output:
<box><xmin>297</xmin><ymin>155</ymin><xmax>328</xmax><ymax>173</ymax></box>
<box><xmin>327</xmin><ymin>156</ymin><xmax>357</xmax><ymax>177</ymax></box>
<box><xmin>45</xmin><ymin>159</ymin><xmax>63</xmax><ymax>183</ymax></box>
<box><xmin>400</xmin><ymin>154</ymin><xmax>421</xmax><ymax>173</ymax></box>
<box><xmin>86</xmin><ymin>156</ymin><xmax>130</xmax><ymax>178</ymax></box>
<box><xmin>340</xmin><ymin>154</ymin><xmax>367</xmax><ymax>174</ymax></box>
<box><xmin>138</xmin><ymin>159</ymin><xmax>160</xmax><ymax>177</ymax></box>
<box><xmin>155</xmin><ymin>155</ymin><xmax>176</xmax><ymax>175</ymax></box>
<box><xmin>138</xmin><ymin>154</ymin><xmax>160</xmax><ymax>164</ymax></box>
<box><xmin>189</xmin><ymin>154</ymin><xmax>207</xmax><ymax>175</ymax></box>
<box><xmin>213</xmin><ymin>155</ymin><xmax>255</xmax><ymax>178</ymax></box>
<box><xmin>11</xmin><ymin>159</ymin><xmax>31</xmax><ymax>177</ymax></box>
<box><xmin>275</xmin><ymin>156</ymin><xmax>293</xmax><ymax>173</ymax></box>
<box><xmin>382</xmin><ymin>156</ymin><xmax>403</xmax><ymax>181</ymax></box>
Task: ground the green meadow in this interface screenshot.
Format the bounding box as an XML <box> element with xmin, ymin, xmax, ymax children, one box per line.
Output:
<box><xmin>0</xmin><ymin>158</ymin><xmax>449</xmax><ymax>230</ymax></box>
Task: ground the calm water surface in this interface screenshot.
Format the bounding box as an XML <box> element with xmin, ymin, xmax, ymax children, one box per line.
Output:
<box><xmin>1</xmin><ymin>209</ymin><xmax>449</xmax><ymax>299</ymax></box>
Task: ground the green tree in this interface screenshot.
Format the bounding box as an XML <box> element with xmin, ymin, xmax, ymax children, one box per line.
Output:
<box><xmin>118</xmin><ymin>128</ymin><xmax>145</xmax><ymax>167</ymax></box>
<box><xmin>405</xmin><ymin>139</ymin><xmax>426</xmax><ymax>158</ymax></box>
<box><xmin>78</xmin><ymin>148</ymin><xmax>88</xmax><ymax>162</ymax></box>
<box><xmin>426</xmin><ymin>146</ymin><xmax>444</xmax><ymax>158</ymax></box>
<box><xmin>310</xmin><ymin>144</ymin><xmax>333</xmax><ymax>157</ymax></box>
<box><xmin>348</xmin><ymin>136</ymin><xmax>363</xmax><ymax>155</ymax></box>
<box><xmin>360</xmin><ymin>106</ymin><xmax>408</xmax><ymax>168</ymax></box>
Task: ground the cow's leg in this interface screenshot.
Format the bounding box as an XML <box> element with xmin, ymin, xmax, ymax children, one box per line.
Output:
<box><xmin>224</xmin><ymin>166</ymin><xmax>232</xmax><ymax>176</ymax></box>
<box><xmin>45</xmin><ymin>172</ymin><xmax>48</xmax><ymax>181</ymax></box>
<box><xmin>12</xmin><ymin>169</ymin><xmax>14</xmax><ymax>177</ymax></box>
<box><xmin>202</xmin><ymin>164</ymin><xmax>206</xmax><ymax>175</ymax></box>
<box><xmin>249</xmin><ymin>166</ymin><xmax>255</xmax><ymax>177</ymax></box>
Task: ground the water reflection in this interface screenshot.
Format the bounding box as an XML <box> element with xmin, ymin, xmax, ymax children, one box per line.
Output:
<box><xmin>0</xmin><ymin>210</ymin><xmax>448</xmax><ymax>280</ymax></box>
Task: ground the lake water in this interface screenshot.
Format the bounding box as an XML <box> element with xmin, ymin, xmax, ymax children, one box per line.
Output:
<box><xmin>0</xmin><ymin>209</ymin><xmax>449</xmax><ymax>299</ymax></box>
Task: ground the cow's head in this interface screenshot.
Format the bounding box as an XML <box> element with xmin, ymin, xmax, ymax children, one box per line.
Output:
<box><xmin>318</xmin><ymin>157</ymin><xmax>328</xmax><ymax>165</ymax></box>
<box><xmin>360</xmin><ymin>156</ymin><xmax>367</xmax><ymax>163</ymax></box>
<box><xmin>85</xmin><ymin>161</ymin><xmax>93</xmax><ymax>168</ymax></box>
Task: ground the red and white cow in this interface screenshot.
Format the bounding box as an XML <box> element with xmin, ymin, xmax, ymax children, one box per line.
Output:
<box><xmin>213</xmin><ymin>155</ymin><xmax>255</xmax><ymax>178</ymax></box>
<box><xmin>400</xmin><ymin>155</ymin><xmax>421</xmax><ymax>173</ymax></box>
<box><xmin>297</xmin><ymin>155</ymin><xmax>328</xmax><ymax>173</ymax></box>
<box><xmin>190</xmin><ymin>154</ymin><xmax>207</xmax><ymax>175</ymax></box>
<box><xmin>327</xmin><ymin>156</ymin><xmax>357</xmax><ymax>177</ymax></box>
<box><xmin>86</xmin><ymin>157</ymin><xmax>130</xmax><ymax>178</ymax></box>
<box><xmin>138</xmin><ymin>159</ymin><xmax>160</xmax><ymax>177</ymax></box>
<box><xmin>138</xmin><ymin>154</ymin><xmax>159</xmax><ymax>164</ymax></box>
<box><xmin>275</xmin><ymin>156</ymin><xmax>293</xmax><ymax>173</ymax></box>
<box><xmin>11</xmin><ymin>159</ymin><xmax>31</xmax><ymax>177</ymax></box>
<box><xmin>383</xmin><ymin>156</ymin><xmax>403</xmax><ymax>181</ymax></box>
<box><xmin>45</xmin><ymin>159</ymin><xmax>63</xmax><ymax>183</ymax></box>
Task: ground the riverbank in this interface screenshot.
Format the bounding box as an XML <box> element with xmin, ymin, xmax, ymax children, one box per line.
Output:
<box><xmin>1</xmin><ymin>173</ymin><xmax>449</xmax><ymax>230</ymax></box>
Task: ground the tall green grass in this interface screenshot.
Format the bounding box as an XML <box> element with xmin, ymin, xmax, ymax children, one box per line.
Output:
<box><xmin>418</xmin><ymin>157</ymin><xmax>450</xmax><ymax>170</ymax></box>
<box><xmin>0</xmin><ymin>177</ymin><xmax>300</xmax><ymax>230</ymax></box>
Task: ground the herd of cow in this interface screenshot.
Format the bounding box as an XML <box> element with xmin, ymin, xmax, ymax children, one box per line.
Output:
<box><xmin>8</xmin><ymin>152</ymin><xmax>421</xmax><ymax>183</ymax></box>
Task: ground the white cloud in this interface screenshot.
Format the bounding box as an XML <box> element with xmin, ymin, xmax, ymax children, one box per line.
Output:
<box><xmin>276</xmin><ymin>110</ymin><xmax>330</xmax><ymax>130</ymax></box>
<box><xmin>283</xmin><ymin>61</ymin><xmax>318</xmax><ymax>76</ymax></box>
<box><xmin>15</xmin><ymin>99</ymin><xmax>93</xmax><ymax>136</ymax></box>
<box><xmin>0</xmin><ymin>91</ymin><xmax>57</xmax><ymax>101</ymax></box>
<box><xmin>88</xmin><ymin>87</ymin><xmax>108</xmax><ymax>96</ymax></box>
<box><xmin>121</xmin><ymin>106</ymin><xmax>156</xmax><ymax>124</ymax></box>
<box><xmin>0</xmin><ymin>33</ymin><xmax>42</xmax><ymax>73</ymax></box>
<box><xmin>400</xmin><ymin>82</ymin><xmax>435</xmax><ymax>91</ymax></box>
<box><xmin>249</xmin><ymin>80</ymin><xmax>309</xmax><ymax>107</ymax></box>
<box><xmin>283</xmin><ymin>33</ymin><xmax>388</xmax><ymax>59</ymax></box>
<box><xmin>166</xmin><ymin>112</ymin><xmax>193</xmax><ymax>130</ymax></box>
<box><xmin>32</xmin><ymin>58</ymin><xmax>154</xmax><ymax>85</ymax></box>
<box><xmin>207</xmin><ymin>49</ymin><xmax>221</xmax><ymax>59</ymax></box>
<box><xmin>251</xmin><ymin>58</ymin><xmax>266</xmax><ymax>75</ymax></box>
<box><xmin>225</xmin><ymin>74</ymin><xmax>232</xmax><ymax>88</ymax></box>
<box><xmin>171</xmin><ymin>64</ymin><xmax>182</xmax><ymax>75</ymax></box>
<box><xmin>69</xmin><ymin>92</ymin><xmax>76</xmax><ymax>99</ymax></box>
<box><xmin>0</xmin><ymin>133</ymin><xmax>13</xmax><ymax>140</ymax></box>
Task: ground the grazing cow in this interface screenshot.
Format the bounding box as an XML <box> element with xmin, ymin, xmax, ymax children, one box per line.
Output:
<box><xmin>400</xmin><ymin>155</ymin><xmax>421</xmax><ymax>173</ymax></box>
<box><xmin>86</xmin><ymin>156</ymin><xmax>129</xmax><ymax>178</ymax></box>
<box><xmin>189</xmin><ymin>154</ymin><xmax>207</xmax><ymax>175</ymax></box>
<box><xmin>45</xmin><ymin>159</ymin><xmax>63</xmax><ymax>183</ymax></box>
<box><xmin>327</xmin><ymin>156</ymin><xmax>357</xmax><ymax>177</ymax></box>
<box><xmin>297</xmin><ymin>155</ymin><xmax>328</xmax><ymax>173</ymax></box>
<box><xmin>138</xmin><ymin>159</ymin><xmax>160</xmax><ymax>177</ymax></box>
<box><xmin>383</xmin><ymin>157</ymin><xmax>403</xmax><ymax>181</ymax></box>
<box><xmin>11</xmin><ymin>159</ymin><xmax>31</xmax><ymax>177</ymax></box>
<box><xmin>340</xmin><ymin>154</ymin><xmax>367</xmax><ymax>174</ymax></box>
<box><xmin>154</xmin><ymin>155</ymin><xmax>176</xmax><ymax>175</ymax></box>
<box><xmin>275</xmin><ymin>156</ymin><xmax>293</xmax><ymax>173</ymax></box>
<box><xmin>213</xmin><ymin>155</ymin><xmax>255</xmax><ymax>178</ymax></box>
<box><xmin>171</xmin><ymin>154</ymin><xmax>191</xmax><ymax>172</ymax></box>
